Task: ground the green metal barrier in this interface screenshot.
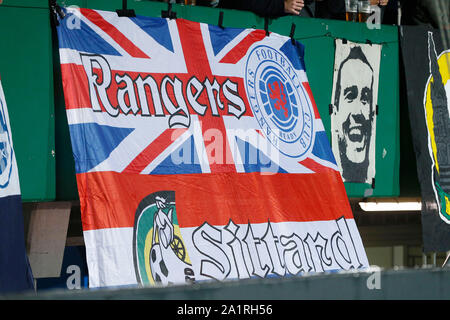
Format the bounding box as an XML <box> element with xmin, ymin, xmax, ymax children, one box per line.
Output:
<box><xmin>0</xmin><ymin>0</ymin><xmax>401</xmax><ymax>200</ymax></box>
<box><xmin>0</xmin><ymin>0</ymin><xmax>55</xmax><ymax>201</ymax></box>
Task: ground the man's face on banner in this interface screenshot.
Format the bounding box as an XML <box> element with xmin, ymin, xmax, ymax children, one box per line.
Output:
<box><xmin>335</xmin><ymin>58</ymin><xmax>374</xmax><ymax>165</ymax></box>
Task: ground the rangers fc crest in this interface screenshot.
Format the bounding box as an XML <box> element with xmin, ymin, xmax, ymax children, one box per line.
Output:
<box><xmin>245</xmin><ymin>44</ymin><xmax>314</xmax><ymax>158</ymax></box>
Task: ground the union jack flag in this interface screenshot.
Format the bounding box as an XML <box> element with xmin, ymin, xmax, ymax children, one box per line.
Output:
<box><xmin>57</xmin><ymin>7</ymin><xmax>366</xmax><ymax>288</ymax></box>
<box><xmin>58</xmin><ymin>7</ymin><xmax>336</xmax><ymax>177</ymax></box>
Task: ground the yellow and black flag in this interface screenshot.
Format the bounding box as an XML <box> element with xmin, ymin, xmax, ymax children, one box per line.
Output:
<box><xmin>401</xmin><ymin>26</ymin><xmax>450</xmax><ymax>252</ymax></box>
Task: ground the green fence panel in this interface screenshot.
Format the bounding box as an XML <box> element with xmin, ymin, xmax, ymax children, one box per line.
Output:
<box><xmin>0</xmin><ymin>0</ymin><xmax>55</xmax><ymax>201</ymax></box>
<box><xmin>53</xmin><ymin>0</ymin><xmax>400</xmax><ymax>199</ymax></box>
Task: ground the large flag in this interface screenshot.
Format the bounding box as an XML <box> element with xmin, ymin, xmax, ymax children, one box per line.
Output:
<box><xmin>400</xmin><ymin>26</ymin><xmax>450</xmax><ymax>252</ymax></box>
<box><xmin>0</xmin><ymin>77</ymin><xmax>34</xmax><ymax>293</ymax></box>
<box><xmin>56</xmin><ymin>7</ymin><xmax>368</xmax><ymax>288</ymax></box>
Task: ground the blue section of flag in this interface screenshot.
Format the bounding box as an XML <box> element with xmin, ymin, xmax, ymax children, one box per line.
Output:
<box><xmin>235</xmin><ymin>137</ymin><xmax>287</xmax><ymax>173</ymax></box>
<box><xmin>0</xmin><ymin>98</ymin><xmax>13</xmax><ymax>189</ymax></box>
<box><xmin>131</xmin><ymin>15</ymin><xmax>174</xmax><ymax>52</ymax></box>
<box><xmin>279</xmin><ymin>39</ymin><xmax>306</xmax><ymax>72</ymax></box>
<box><xmin>151</xmin><ymin>136</ymin><xmax>202</xmax><ymax>174</ymax></box>
<box><xmin>69</xmin><ymin>123</ymin><xmax>134</xmax><ymax>173</ymax></box>
<box><xmin>208</xmin><ymin>25</ymin><xmax>243</xmax><ymax>56</ymax></box>
<box><xmin>0</xmin><ymin>195</ymin><xmax>34</xmax><ymax>293</ymax></box>
<box><xmin>312</xmin><ymin>131</ymin><xmax>337</xmax><ymax>165</ymax></box>
<box><xmin>57</xmin><ymin>11</ymin><xmax>121</xmax><ymax>56</ymax></box>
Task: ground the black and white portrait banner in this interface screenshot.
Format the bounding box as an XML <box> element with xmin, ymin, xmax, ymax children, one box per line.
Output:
<box><xmin>331</xmin><ymin>39</ymin><xmax>381</xmax><ymax>184</ymax></box>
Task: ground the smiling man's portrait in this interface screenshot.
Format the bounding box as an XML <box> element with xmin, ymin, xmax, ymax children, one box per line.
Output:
<box><xmin>331</xmin><ymin>40</ymin><xmax>381</xmax><ymax>184</ymax></box>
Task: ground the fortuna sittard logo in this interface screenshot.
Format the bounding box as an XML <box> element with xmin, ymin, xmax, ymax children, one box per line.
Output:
<box><xmin>133</xmin><ymin>191</ymin><xmax>195</xmax><ymax>285</ymax></box>
<box><xmin>425</xmin><ymin>32</ymin><xmax>450</xmax><ymax>223</ymax></box>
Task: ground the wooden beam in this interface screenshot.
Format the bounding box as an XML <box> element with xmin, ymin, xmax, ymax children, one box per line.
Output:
<box><xmin>25</xmin><ymin>202</ymin><xmax>72</xmax><ymax>278</ymax></box>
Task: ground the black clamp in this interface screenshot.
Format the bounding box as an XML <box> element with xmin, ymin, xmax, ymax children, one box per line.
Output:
<box><xmin>371</xmin><ymin>178</ymin><xmax>375</xmax><ymax>189</ymax></box>
<box><xmin>376</xmin><ymin>104</ymin><xmax>379</xmax><ymax>115</ymax></box>
<box><xmin>329</xmin><ymin>104</ymin><xmax>333</xmax><ymax>115</ymax></box>
<box><xmin>342</xmin><ymin>38</ymin><xmax>348</xmax><ymax>44</ymax></box>
<box><xmin>49</xmin><ymin>0</ymin><xmax>65</xmax><ymax>26</ymax></box>
<box><xmin>162</xmin><ymin>3</ymin><xmax>177</xmax><ymax>19</ymax></box>
<box><xmin>264</xmin><ymin>17</ymin><xmax>269</xmax><ymax>37</ymax></box>
<box><xmin>290</xmin><ymin>23</ymin><xmax>296</xmax><ymax>45</ymax></box>
<box><xmin>366</xmin><ymin>39</ymin><xmax>373</xmax><ymax>45</ymax></box>
<box><xmin>116</xmin><ymin>0</ymin><xmax>136</xmax><ymax>17</ymax></box>
<box><xmin>218</xmin><ymin>11</ymin><xmax>224</xmax><ymax>29</ymax></box>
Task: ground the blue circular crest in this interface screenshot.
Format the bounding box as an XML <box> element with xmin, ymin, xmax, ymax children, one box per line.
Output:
<box><xmin>245</xmin><ymin>45</ymin><xmax>314</xmax><ymax>158</ymax></box>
